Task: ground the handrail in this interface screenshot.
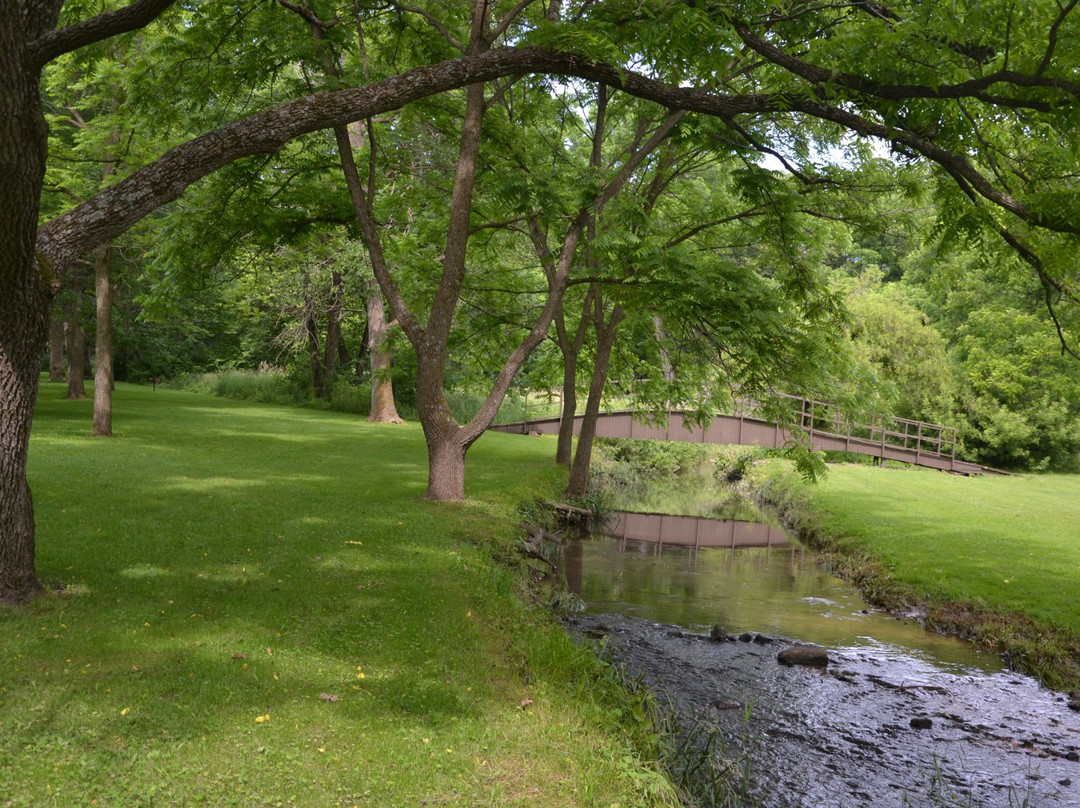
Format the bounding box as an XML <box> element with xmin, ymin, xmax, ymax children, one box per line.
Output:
<box><xmin>511</xmin><ymin>385</ymin><xmax>962</xmax><ymax>464</ymax></box>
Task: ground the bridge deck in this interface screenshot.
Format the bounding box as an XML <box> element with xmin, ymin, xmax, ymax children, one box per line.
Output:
<box><xmin>489</xmin><ymin>409</ymin><xmax>1001</xmax><ymax>475</ymax></box>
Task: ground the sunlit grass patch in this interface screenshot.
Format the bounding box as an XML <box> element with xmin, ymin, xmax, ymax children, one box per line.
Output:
<box><xmin>2</xmin><ymin>381</ymin><xmax>675</xmax><ymax>807</ymax></box>
<box><xmin>751</xmin><ymin>460</ymin><xmax>1080</xmax><ymax>687</ymax></box>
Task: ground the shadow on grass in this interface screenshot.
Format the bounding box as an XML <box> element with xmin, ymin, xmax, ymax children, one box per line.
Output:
<box><xmin>5</xmin><ymin>384</ymin><xmax>566</xmax><ymax>805</ymax></box>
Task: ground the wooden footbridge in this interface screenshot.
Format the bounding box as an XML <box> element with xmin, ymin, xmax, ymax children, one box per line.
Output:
<box><xmin>490</xmin><ymin>396</ymin><xmax>1003</xmax><ymax>475</ymax></box>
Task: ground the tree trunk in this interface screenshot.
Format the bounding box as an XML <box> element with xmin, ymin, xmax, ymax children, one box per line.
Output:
<box><xmin>0</xmin><ymin>322</ymin><xmax>47</xmax><ymax>604</ymax></box>
<box><xmin>557</xmin><ymin>349</ymin><xmax>578</xmax><ymax>466</ymax></box>
<box><xmin>303</xmin><ymin>275</ymin><xmax>325</xmax><ymax>398</ymax></box>
<box><xmin>322</xmin><ymin>269</ymin><xmax>344</xmax><ymax>395</ymax></box>
<box><xmin>48</xmin><ymin>316</ymin><xmax>65</xmax><ymax>381</ymax></box>
<box><xmin>366</xmin><ymin>285</ymin><xmax>401</xmax><ymax>423</ymax></box>
<box><xmin>92</xmin><ymin>242</ymin><xmax>113</xmax><ymax>436</ymax></box>
<box><xmin>63</xmin><ymin>303</ymin><xmax>87</xmax><ymax>399</ymax></box>
<box><xmin>567</xmin><ymin>301</ymin><xmax>624</xmax><ymax>497</ymax></box>
<box><xmin>0</xmin><ymin>11</ymin><xmax>52</xmax><ymax>601</ymax></box>
<box><xmin>423</xmin><ymin>422</ymin><xmax>467</xmax><ymax>501</ymax></box>
<box><xmin>337</xmin><ymin>334</ymin><xmax>351</xmax><ymax>367</ymax></box>
<box><xmin>554</xmin><ymin>289</ymin><xmax>596</xmax><ymax>466</ymax></box>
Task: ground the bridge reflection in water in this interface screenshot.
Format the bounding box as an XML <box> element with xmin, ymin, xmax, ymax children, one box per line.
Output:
<box><xmin>605</xmin><ymin>510</ymin><xmax>789</xmax><ymax>550</ymax></box>
<box><xmin>562</xmin><ymin>511</ymin><xmax>808</xmax><ymax>598</ymax></box>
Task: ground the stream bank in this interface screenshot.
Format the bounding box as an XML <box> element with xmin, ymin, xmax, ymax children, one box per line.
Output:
<box><xmin>738</xmin><ymin>460</ymin><xmax>1080</xmax><ymax>690</ymax></box>
<box><xmin>566</xmin><ymin>444</ymin><xmax>1080</xmax><ymax>804</ymax></box>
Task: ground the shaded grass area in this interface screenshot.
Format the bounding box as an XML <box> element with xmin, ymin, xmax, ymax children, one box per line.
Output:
<box><xmin>2</xmin><ymin>382</ymin><xmax>676</xmax><ymax>807</ymax></box>
<box><xmin>747</xmin><ymin>460</ymin><xmax>1080</xmax><ymax>688</ymax></box>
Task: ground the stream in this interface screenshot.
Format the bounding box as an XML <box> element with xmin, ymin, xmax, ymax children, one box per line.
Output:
<box><xmin>563</xmin><ymin>511</ymin><xmax>1080</xmax><ymax>807</ymax></box>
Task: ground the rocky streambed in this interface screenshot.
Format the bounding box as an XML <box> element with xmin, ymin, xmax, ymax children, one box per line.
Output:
<box><xmin>570</xmin><ymin>614</ymin><xmax>1080</xmax><ymax>807</ymax></box>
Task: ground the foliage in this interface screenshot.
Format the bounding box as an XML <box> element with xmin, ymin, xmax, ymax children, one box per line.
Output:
<box><xmin>953</xmin><ymin>306</ymin><xmax>1080</xmax><ymax>471</ymax></box>
<box><xmin>844</xmin><ymin>273</ymin><xmax>960</xmax><ymax>424</ymax></box>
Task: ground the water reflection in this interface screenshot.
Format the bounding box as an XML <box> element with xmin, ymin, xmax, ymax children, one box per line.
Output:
<box><xmin>566</xmin><ymin>511</ymin><xmax>1003</xmax><ymax>673</ymax></box>
<box><xmin>605</xmin><ymin>510</ymin><xmax>790</xmax><ymax>549</ymax></box>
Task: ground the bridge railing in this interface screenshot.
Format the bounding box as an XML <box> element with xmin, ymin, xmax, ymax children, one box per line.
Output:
<box><xmin>735</xmin><ymin>393</ymin><xmax>958</xmax><ymax>461</ymax></box>
<box><xmin>509</xmin><ymin>385</ymin><xmax>959</xmax><ymax>462</ymax></box>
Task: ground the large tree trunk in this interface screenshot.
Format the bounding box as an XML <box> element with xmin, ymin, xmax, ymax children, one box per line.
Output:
<box><xmin>554</xmin><ymin>289</ymin><xmax>597</xmax><ymax>467</ymax></box>
<box><xmin>366</xmin><ymin>287</ymin><xmax>402</xmax><ymax>423</ymax></box>
<box><xmin>0</xmin><ymin>319</ymin><xmax>47</xmax><ymax>604</ymax></box>
<box><xmin>92</xmin><ymin>242</ymin><xmax>114</xmax><ymax>436</ymax></box>
<box><xmin>0</xmin><ymin>10</ymin><xmax>52</xmax><ymax>602</ymax></box>
<box><xmin>423</xmin><ymin>419</ymin><xmax>467</xmax><ymax>501</ymax></box>
<box><xmin>48</xmin><ymin>316</ymin><xmax>65</xmax><ymax>382</ymax></box>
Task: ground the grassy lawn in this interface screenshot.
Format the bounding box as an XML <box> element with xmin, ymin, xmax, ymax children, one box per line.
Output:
<box><xmin>1</xmin><ymin>382</ymin><xmax>673</xmax><ymax>807</ymax></box>
<box><xmin>753</xmin><ymin>461</ymin><xmax>1080</xmax><ymax>687</ymax></box>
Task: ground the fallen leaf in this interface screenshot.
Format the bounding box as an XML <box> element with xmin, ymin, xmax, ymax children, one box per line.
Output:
<box><xmin>232</xmin><ymin>653</ymin><xmax>249</xmax><ymax>659</ymax></box>
<box><xmin>318</xmin><ymin>692</ymin><xmax>339</xmax><ymax>702</ymax></box>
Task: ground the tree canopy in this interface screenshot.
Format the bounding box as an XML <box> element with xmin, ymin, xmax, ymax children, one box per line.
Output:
<box><xmin>5</xmin><ymin>0</ymin><xmax>1080</xmax><ymax>600</ymax></box>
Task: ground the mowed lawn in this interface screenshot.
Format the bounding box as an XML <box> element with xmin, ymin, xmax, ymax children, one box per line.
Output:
<box><xmin>809</xmin><ymin>464</ymin><xmax>1080</xmax><ymax>636</ymax></box>
<box><xmin>1</xmin><ymin>382</ymin><xmax>664</xmax><ymax>807</ymax></box>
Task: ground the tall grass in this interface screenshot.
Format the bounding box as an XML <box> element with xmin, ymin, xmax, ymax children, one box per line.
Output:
<box><xmin>3</xmin><ymin>380</ymin><xmax>682</xmax><ymax>807</ymax></box>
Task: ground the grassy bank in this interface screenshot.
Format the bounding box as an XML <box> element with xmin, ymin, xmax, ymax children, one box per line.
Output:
<box><xmin>1</xmin><ymin>382</ymin><xmax>677</xmax><ymax>807</ymax></box>
<box><xmin>746</xmin><ymin>460</ymin><xmax>1080</xmax><ymax>689</ymax></box>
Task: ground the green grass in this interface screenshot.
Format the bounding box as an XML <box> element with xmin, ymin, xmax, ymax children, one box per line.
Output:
<box><xmin>749</xmin><ymin>460</ymin><xmax>1080</xmax><ymax>687</ymax></box>
<box><xmin>1</xmin><ymin>381</ymin><xmax>678</xmax><ymax>807</ymax></box>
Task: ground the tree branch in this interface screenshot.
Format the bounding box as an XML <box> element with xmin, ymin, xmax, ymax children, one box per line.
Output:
<box><xmin>389</xmin><ymin>2</ymin><xmax>465</xmax><ymax>53</ymax></box>
<box><xmin>729</xmin><ymin>13</ymin><xmax>1080</xmax><ymax>107</ymax></box>
<box><xmin>27</xmin><ymin>0</ymin><xmax>178</xmax><ymax>69</ymax></box>
<box><xmin>37</xmin><ymin>43</ymin><xmax>1080</xmax><ymax>281</ymax></box>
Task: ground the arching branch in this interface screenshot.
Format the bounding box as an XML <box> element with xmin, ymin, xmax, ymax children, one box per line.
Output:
<box><xmin>27</xmin><ymin>0</ymin><xmax>178</xmax><ymax>69</ymax></box>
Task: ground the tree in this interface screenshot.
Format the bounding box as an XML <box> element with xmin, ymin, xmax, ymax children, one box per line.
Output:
<box><xmin>8</xmin><ymin>0</ymin><xmax>1080</xmax><ymax>601</ymax></box>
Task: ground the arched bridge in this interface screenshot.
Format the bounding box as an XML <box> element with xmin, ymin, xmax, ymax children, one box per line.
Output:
<box><xmin>489</xmin><ymin>398</ymin><xmax>1003</xmax><ymax>475</ymax></box>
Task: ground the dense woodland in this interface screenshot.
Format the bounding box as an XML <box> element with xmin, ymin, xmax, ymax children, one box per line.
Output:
<box><xmin>5</xmin><ymin>0</ymin><xmax>1080</xmax><ymax>601</ymax></box>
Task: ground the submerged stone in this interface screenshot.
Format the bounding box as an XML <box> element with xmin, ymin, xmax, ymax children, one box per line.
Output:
<box><xmin>777</xmin><ymin>645</ymin><xmax>830</xmax><ymax>667</ymax></box>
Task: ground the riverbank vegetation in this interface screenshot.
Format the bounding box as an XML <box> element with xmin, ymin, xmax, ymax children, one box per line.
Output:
<box><xmin>746</xmin><ymin>460</ymin><xmax>1080</xmax><ymax>690</ymax></box>
<box><xmin>2</xmin><ymin>382</ymin><xmax>681</xmax><ymax>807</ymax></box>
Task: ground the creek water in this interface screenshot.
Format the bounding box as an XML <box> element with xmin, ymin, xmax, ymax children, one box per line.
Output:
<box><xmin>564</xmin><ymin>510</ymin><xmax>1080</xmax><ymax>807</ymax></box>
